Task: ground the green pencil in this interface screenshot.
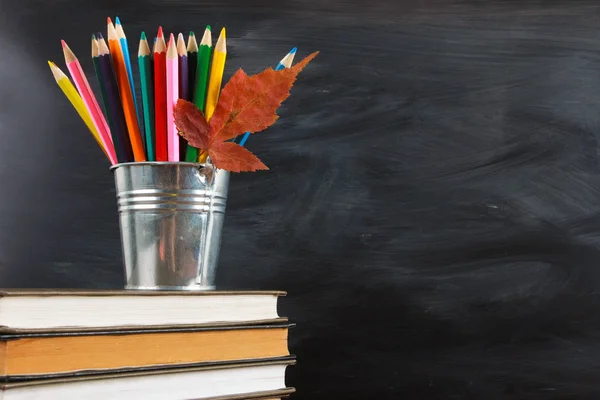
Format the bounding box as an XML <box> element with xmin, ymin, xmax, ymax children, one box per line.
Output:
<box><xmin>185</xmin><ymin>25</ymin><xmax>212</xmax><ymax>162</ymax></box>
<box><xmin>138</xmin><ymin>32</ymin><xmax>155</xmax><ymax>161</ymax></box>
<box><xmin>91</xmin><ymin>35</ymin><xmax>114</xmax><ymax>130</ymax></box>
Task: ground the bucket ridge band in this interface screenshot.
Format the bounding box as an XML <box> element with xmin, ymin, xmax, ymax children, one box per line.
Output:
<box><xmin>117</xmin><ymin>190</ymin><xmax>227</xmax><ymax>212</ymax></box>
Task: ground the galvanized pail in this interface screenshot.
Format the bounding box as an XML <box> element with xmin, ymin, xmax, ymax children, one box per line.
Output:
<box><xmin>110</xmin><ymin>162</ymin><xmax>230</xmax><ymax>290</ymax></box>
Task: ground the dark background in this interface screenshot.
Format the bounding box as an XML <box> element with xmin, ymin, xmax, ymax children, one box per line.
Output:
<box><xmin>2</xmin><ymin>0</ymin><xmax>600</xmax><ymax>398</ymax></box>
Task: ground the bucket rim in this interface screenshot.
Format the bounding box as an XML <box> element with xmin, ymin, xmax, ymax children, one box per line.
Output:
<box><xmin>109</xmin><ymin>161</ymin><xmax>209</xmax><ymax>171</ymax></box>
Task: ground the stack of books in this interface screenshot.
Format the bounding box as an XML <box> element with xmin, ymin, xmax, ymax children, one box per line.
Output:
<box><xmin>0</xmin><ymin>289</ymin><xmax>295</xmax><ymax>399</ymax></box>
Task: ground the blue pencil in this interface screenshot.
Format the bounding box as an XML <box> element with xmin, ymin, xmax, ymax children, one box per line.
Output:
<box><xmin>275</xmin><ymin>47</ymin><xmax>297</xmax><ymax>70</ymax></box>
<box><xmin>237</xmin><ymin>47</ymin><xmax>297</xmax><ymax>147</ymax></box>
<box><xmin>115</xmin><ymin>17</ymin><xmax>142</xmax><ymax>133</ymax></box>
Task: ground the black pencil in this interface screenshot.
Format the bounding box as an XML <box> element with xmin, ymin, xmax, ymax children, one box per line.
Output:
<box><xmin>96</xmin><ymin>33</ymin><xmax>134</xmax><ymax>162</ymax></box>
<box><xmin>187</xmin><ymin>32</ymin><xmax>198</xmax><ymax>102</ymax></box>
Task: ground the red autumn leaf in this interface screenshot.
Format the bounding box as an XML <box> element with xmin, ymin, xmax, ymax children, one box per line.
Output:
<box><xmin>173</xmin><ymin>100</ymin><xmax>209</xmax><ymax>150</ymax></box>
<box><xmin>173</xmin><ymin>51</ymin><xmax>319</xmax><ymax>172</ymax></box>
<box><xmin>209</xmin><ymin>142</ymin><xmax>268</xmax><ymax>173</ymax></box>
<box><xmin>209</xmin><ymin>51</ymin><xmax>319</xmax><ymax>144</ymax></box>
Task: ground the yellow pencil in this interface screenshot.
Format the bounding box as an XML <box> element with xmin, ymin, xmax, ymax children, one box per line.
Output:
<box><xmin>48</xmin><ymin>61</ymin><xmax>109</xmax><ymax>159</ymax></box>
<box><xmin>199</xmin><ymin>27</ymin><xmax>226</xmax><ymax>162</ymax></box>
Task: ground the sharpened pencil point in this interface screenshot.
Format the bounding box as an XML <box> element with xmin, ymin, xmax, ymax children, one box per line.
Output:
<box><xmin>107</xmin><ymin>21</ymin><xmax>117</xmax><ymax>40</ymax></box>
<box><xmin>61</xmin><ymin>39</ymin><xmax>67</xmax><ymax>48</ymax></box>
<box><xmin>290</xmin><ymin>47</ymin><xmax>297</xmax><ymax>54</ymax></box>
<box><xmin>115</xmin><ymin>16</ymin><xmax>121</xmax><ymax>25</ymax></box>
<box><xmin>207</xmin><ymin>25</ymin><xmax>211</xmax><ymax>31</ymax></box>
<box><xmin>190</xmin><ymin>31</ymin><xmax>195</xmax><ymax>37</ymax></box>
<box><xmin>48</xmin><ymin>60</ymin><xmax>65</xmax><ymax>82</ymax></box>
<box><xmin>141</xmin><ymin>31</ymin><xmax>146</xmax><ymax>40</ymax></box>
<box><xmin>107</xmin><ymin>17</ymin><xmax>113</xmax><ymax>24</ymax></box>
<box><xmin>96</xmin><ymin>32</ymin><xmax>104</xmax><ymax>39</ymax></box>
<box><xmin>158</xmin><ymin>26</ymin><xmax>164</xmax><ymax>37</ymax></box>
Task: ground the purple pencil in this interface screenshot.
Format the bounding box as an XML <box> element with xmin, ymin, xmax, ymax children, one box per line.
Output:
<box><xmin>177</xmin><ymin>33</ymin><xmax>189</xmax><ymax>100</ymax></box>
<box><xmin>96</xmin><ymin>33</ymin><xmax>134</xmax><ymax>162</ymax></box>
<box><xmin>177</xmin><ymin>33</ymin><xmax>189</xmax><ymax>160</ymax></box>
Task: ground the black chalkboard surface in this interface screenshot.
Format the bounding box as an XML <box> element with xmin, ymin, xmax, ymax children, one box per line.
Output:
<box><xmin>2</xmin><ymin>0</ymin><xmax>600</xmax><ymax>398</ymax></box>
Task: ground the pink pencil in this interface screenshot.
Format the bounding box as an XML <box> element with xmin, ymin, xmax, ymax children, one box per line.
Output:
<box><xmin>166</xmin><ymin>33</ymin><xmax>179</xmax><ymax>161</ymax></box>
<box><xmin>61</xmin><ymin>40</ymin><xmax>117</xmax><ymax>164</ymax></box>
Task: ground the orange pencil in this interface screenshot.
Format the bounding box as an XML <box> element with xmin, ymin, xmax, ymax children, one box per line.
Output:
<box><xmin>153</xmin><ymin>27</ymin><xmax>168</xmax><ymax>161</ymax></box>
<box><xmin>107</xmin><ymin>17</ymin><xmax>146</xmax><ymax>161</ymax></box>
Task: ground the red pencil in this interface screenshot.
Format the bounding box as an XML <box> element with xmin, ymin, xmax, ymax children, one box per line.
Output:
<box><xmin>154</xmin><ymin>26</ymin><xmax>168</xmax><ymax>161</ymax></box>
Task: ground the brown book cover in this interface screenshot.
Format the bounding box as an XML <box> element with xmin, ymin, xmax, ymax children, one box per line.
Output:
<box><xmin>0</xmin><ymin>318</ymin><xmax>290</xmax><ymax>334</ymax></box>
<box><xmin>0</xmin><ymin>358</ymin><xmax>295</xmax><ymax>387</ymax></box>
<box><xmin>194</xmin><ymin>388</ymin><xmax>296</xmax><ymax>400</ymax></box>
<box><xmin>0</xmin><ymin>323</ymin><xmax>294</xmax><ymax>380</ymax></box>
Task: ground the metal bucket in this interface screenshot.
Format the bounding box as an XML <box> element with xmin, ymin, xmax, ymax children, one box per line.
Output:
<box><xmin>110</xmin><ymin>162</ymin><xmax>230</xmax><ymax>290</ymax></box>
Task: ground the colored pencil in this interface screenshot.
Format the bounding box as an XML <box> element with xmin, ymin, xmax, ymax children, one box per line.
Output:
<box><xmin>237</xmin><ymin>47</ymin><xmax>297</xmax><ymax>147</ymax></box>
<box><xmin>96</xmin><ymin>34</ymin><xmax>135</xmax><ymax>163</ymax></box>
<box><xmin>154</xmin><ymin>26</ymin><xmax>168</xmax><ymax>161</ymax></box>
<box><xmin>138</xmin><ymin>32</ymin><xmax>155</xmax><ymax>161</ymax></box>
<box><xmin>187</xmin><ymin>32</ymin><xmax>198</xmax><ymax>102</ymax></box>
<box><xmin>166</xmin><ymin>33</ymin><xmax>179</xmax><ymax>161</ymax></box>
<box><xmin>177</xmin><ymin>33</ymin><xmax>190</xmax><ymax>160</ymax></box>
<box><xmin>198</xmin><ymin>27</ymin><xmax>226</xmax><ymax>162</ymax></box>
<box><xmin>194</xmin><ymin>26</ymin><xmax>212</xmax><ymax>112</ymax></box>
<box><xmin>107</xmin><ymin>18</ymin><xmax>146</xmax><ymax>161</ymax></box>
<box><xmin>177</xmin><ymin>33</ymin><xmax>189</xmax><ymax>101</ymax></box>
<box><xmin>277</xmin><ymin>47</ymin><xmax>297</xmax><ymax>70</ymax></box>
<box><xmin>47</xmin><ymin>61</ymin><xmax>109</xmax><ymax>160</ymax></box>
<box><xmin>205</xmin><ymin>27</ymin><xmax>226</xmax><ymax>121</ymax></box>
<box><xmin>91</xmin><ymin>35</ymin><xmax>111</xmax><ymax>123</ymax></box>
<box><xmin>115</xmin><ymin>17</ymin><xmax>142</xmax><ymax>131</ymax></box>
<box><xmin>61</xmin><ymin>40</ymin><xmax>117</xmax><ymax>165</ymax></box>
<box><xmin>185</xmin><ymin>25</ymin><xmax>212</xmax><ymax>162</ymax></box>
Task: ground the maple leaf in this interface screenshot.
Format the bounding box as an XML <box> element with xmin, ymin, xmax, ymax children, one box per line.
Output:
<box><xmin>173</xmin><ymin>100</ymin><xmax>209</xmax><ymax>150</ymax></box>
<box><xmin>175</xmin><ymin>99</ymin><xmax>268</xmax><ymax>172</ymax></box>
<box><xmin>210</xmin><ymin>142</ymin><xmax>268</xmax><ymax>173</ymax></box>
<box><xmin>174</xmin><ymin>51</ymin><xmax>319</xmax><ymax>172</ymax></box>
<box><xmin>209</xmin><ymin>51</ymin><xmax>319</xmax><ymax>144</ymax></box>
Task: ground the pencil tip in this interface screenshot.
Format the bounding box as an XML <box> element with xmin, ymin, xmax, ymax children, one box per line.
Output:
<box><xmin>141</xmin><ymin>31</ymin><xmax>146</xmax><ymax>40</ymax></box>
<box><xmin>107</xmin><ymin>17</ymin><xmax>113</xmax><ymax>24</ymax></box>
<box><xmin>158</xmin><ymin>26</ymin><xmax>164</xmax><ymax>37</ymax></box>
<box><xmin>91</xmin><ymin>34</ymin><xmax>96</xmax><ymax>40</ymax></box>
<box><xmin>169</xmin><ymin>33</ymin><xmax>175</xmax><ymax>42</ymax></box>
<box><xmin>206</xmin><ymin>25</ymin><xmax>211</xmax><ymax>31</ymax></box>
<box><xmin>60</xmin><ymin>39</ymin><xmax>67</xmax><ymax>48</ymax></box>
<box><xmin>190</xmin><ymin>31</ymin><xmax>195</xmax><ymax>37</ymax></box>
<box><xmin>221</xmin><ymin>27</ymin><xmax>226</xmax><ymax>37</ymax></box>
<box><xmin>290</xmin><ymin>47</ymin><xmax>297</xmax><ymax>54</ymax></box>
<box><xmin>47</xmin><ymin>60</ymin><xmax>54</xmax><ymax>68</ymax></box>
<box><xmin>115</xmin><ymin>16</ymin><xmax>121</xmax><ymax>25</ymax></box>
<box><xmin>97</xmin><ymin>32</ymin><xmax>104</xmax><ymax>39</ymax></box>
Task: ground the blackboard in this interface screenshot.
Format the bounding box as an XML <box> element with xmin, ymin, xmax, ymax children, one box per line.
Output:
<box><xmin>3</xmin><ymin>0</ymin><xmax>600</xmax><ymax>398</ymax></box>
